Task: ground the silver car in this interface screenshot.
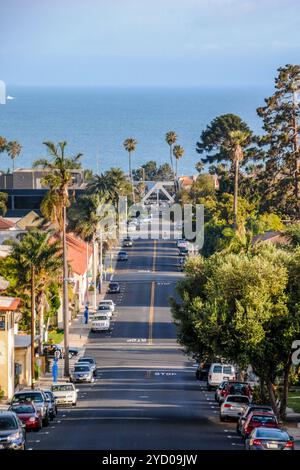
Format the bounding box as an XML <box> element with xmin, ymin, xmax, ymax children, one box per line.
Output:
<box><xmin>70</xmin><ymin>364</ymin><xmax>94</xmax><ymax>383</ymax></box>
<box><xmin>77</xmin><ymin>357</ymin><xmax>97</xmax><ymax>376</ymax></box>
<box><xmin>220</xmin><ymin>395</ymin><xmax>250</xmax><ymax>421</ymax></box>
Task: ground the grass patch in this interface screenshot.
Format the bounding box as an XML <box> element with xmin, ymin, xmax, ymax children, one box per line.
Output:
<box><xmin>288</xmin><ymin>390</ymin><xmax>300</xmax><ymax>413</ymax></box>
<box><xmin>48</xmin><ymin>328</ymin><xmax>64</xmax><ymax>345</ymax></box>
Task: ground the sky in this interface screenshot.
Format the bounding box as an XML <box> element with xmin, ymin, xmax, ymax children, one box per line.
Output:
<box><xmin>0</xmin><ymin>0</ymin><xmax>300</xmax><ymax>87</ymax></box>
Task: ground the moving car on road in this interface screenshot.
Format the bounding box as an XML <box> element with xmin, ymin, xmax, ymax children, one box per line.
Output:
<box><xmin>207</xmin><ymin>363</ymin><xmax>236</xmax><ymax>390</ymax></box>
<box><xmin>242</xmin><ymin>411</ymin><xmax>279</xmax><ymax>439</ymax></box>
<box><xmin>236</xmin><ymin>404</ymin><xmax>274</xmax><ymax>435</ymax></box>
<box><xmin>11</xmin><ymin>390</ymin><xmax>50</xmax><ymax>427</ymax></box>
<box><xmin>77</xmin><ymin>357</ymin><xmax>97</xmax><ymax>376</ymax></box>
<box><xmin>70</xmin><ymin>364</ymin><xmax>94</xmax><ymax>383</ymax></box>
<box><xmin>91</xmin><ymin>313</ymin><xmax>111</xmax><ymax>332</ymax></box>
<box><xmin>245</xmin><ymin>427</ymin><xmax>294</xmax><ymax>451</ymax></box>
<box><xmin>8</xmin><ymin>402</ymin><xmax>42</xmax><ymax>432</ymax></box>
<box><xmin>220</xmin><ymin>395</ymin><xmax>250</xmax><ymax>421</ymax></box>
<box><xmin>118</xmin><ymin>251</ymin><xmax>128</xmax><ymax>261</ymax></box>
<box><xmin>51</xmin><ymin>383</ymin><xmax>78</xmax><ymax>407</ymax></box>
<box><xmin>0</xmin><ymin>411</ymin><xmax>26</xmax><ymax>450</ymax></box>
<box><xmin>108</xmin><ymin>282</ymin><xmax>120</xmax><ymax>294</ymax></box>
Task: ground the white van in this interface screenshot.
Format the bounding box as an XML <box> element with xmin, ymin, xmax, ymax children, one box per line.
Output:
<box><xmin>207</xmin><ymin>363</ymin><xmax>236</xmax><ymax>390</ymax></box>
<box><xmin>91</xmin><ymin>313</ymin><xmax>111</xmax><ymax>332</ymax></box>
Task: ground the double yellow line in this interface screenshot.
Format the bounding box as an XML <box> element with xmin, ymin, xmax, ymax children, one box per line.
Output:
<box><xmin>148</xmin><ymin>240</ymin><xmax>157</xmax><ymax>345</ymax></box>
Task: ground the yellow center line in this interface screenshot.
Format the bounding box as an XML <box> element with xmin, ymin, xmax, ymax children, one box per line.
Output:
<box><xmin>149</xmin><ymin>240</ymin><xmax>157</xmax><ymax>345</ymax></box>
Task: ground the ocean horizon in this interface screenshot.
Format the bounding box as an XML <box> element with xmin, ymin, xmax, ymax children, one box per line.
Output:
<box><xmin>1</xmin><ymin>86</ymin><xmax>271</xmax><ymax>176</ymax></box>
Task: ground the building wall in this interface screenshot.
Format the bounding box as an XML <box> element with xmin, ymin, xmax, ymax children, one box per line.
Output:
<box><xmin>0</xmin><ymin>312</ymin><xmax>15</xmax><ymax>399</ymax></box>
<box><xmin>15</xmin><ymin>347</ymin><xmax>31</xmax><ymax>388</ymax></box>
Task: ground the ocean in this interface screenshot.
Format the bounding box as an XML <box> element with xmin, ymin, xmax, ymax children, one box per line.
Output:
<box><xmin>0</xmin><ymin>86</ymin><xmax>271</xmax><ymax>176</ymax></box>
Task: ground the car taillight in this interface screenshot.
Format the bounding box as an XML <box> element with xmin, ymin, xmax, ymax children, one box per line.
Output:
<box><xmin>252</xmin><ymin>439</ymin><xmax>262</xmax><ymax>446</ymax></box>
<box><xmin>224</xmin><ymin>404</ymin><xmax>232</xmax><ymax>408</ymax></box>
<box><xmin>285</xmin><ymin>441</ymin><xmax>294</xmax><ymax>449</ymax></box>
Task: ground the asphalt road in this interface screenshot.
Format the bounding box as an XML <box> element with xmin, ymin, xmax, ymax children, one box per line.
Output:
<box><xmin>29</xmin><ymin>239</ymin><xmax>241</xmax><ymax>450</ymax></box>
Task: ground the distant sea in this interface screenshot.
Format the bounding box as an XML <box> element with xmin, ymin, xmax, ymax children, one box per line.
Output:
<box><xmin>0</xmin><ymin>86</ymin><xmax>271</xmax><ymax>176</ymax></box>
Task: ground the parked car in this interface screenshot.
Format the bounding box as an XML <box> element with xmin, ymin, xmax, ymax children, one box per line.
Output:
<box><xmin>91</xmin><ymin>313</ymin><xmax>111</xmax><ymax>332</ymax></box>
<box><xmin>195</xmin><ymin>362</ymin><xmax>211</xmax><ymax>381</ymax></box>
<box><xmin>245</xmin><ymin>427</ymin><xmax>294</xmax><ymax>450</ymax></box>
<box><xmin>70</xmin><ymin>363</ymin><xmax>94</xmax><ymax>383</ymax></box>
<box><xmin>123</xmin><ymin>237</ymin><xmax>133</xmax><ymax>247</ymax></box>
<box><xmin>220</xmin><ymin>395</ymin><xmax>250</xmax><ymax>421</ymax></box>
<box><xmin>43</xmin><ymin>343</ymin><xmax>79</xmax><ymax>359</ymax></box>
<box><xmin>11</xmin><ymin>390</ymin><xmax>50</xmax><ymax>427</ymax></box>
<box><xmin>237</xmin><ymin>404</ymin><xmax>274</xmax><ymax>435</ymax></box>
<box><xmin>242</xmin><ymin>411</ymin><xmax>279</xmax><ymax>440</ymax></box>
<box><xmin>77</xmin><ymin>357</ymin><xmax>97</xmax><ymax>376</ymax></box>
<box><xmin>221</xmin><ymin>381</ymin><xmax>252</xmax><ymax>404</ymax></box>
<box><xmin>118</xmin><ymin>251</ymin><xmax>128</xmax><ymax>261</ymax></box>
<box><xmin>42</xmin><ymin>389</ymin><xmax>58</xmax><ymax>419</ymax></box>
<box><xmin>8</xmin><ymin>402</ymin><xmax>42</xmax><ymax>432</ymax></box>
<box><xmin>98</xmin><ymin>299</ymin><xmax>115</xmax><ymax>313</ymax></box>
<box><xmin>207</xmin><ymin>363</ymin><xmax>236</xmax><ymax>390</ymax></box>
<box><xmin>108</xmin><ymin>282</ymin><xmax>120</xmax><ymax>294</ymax></box>
<box><xmin>97</xmin><ymin>304</ymin><xmax>113</xmax><ymax>318</ymax></box>
<box><xmin>177</xmin><ymin>239</ymin><xmax>187</xmax><ymax>249</ymax></box>
<box><xmin>0</xmin><ymin>411</ymin><xmax>26</xmax><ymax>450</ymax></box>
<box><xmin>178</xmin><ymin>247</ymin><xmax>189</xmax><ymax>257</ymax></box>
<box><xmin>51</xmin><ymin>383</ymin><xmax>78</xmax><ymax>406</ymax></box>
<box><xmin>214</xmin><ymin>381</ymin><xmax>228</xmax><ymax>403</ymax></box>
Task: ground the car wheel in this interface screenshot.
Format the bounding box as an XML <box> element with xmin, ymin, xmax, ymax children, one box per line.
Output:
<box><xmin>43</xmin><ymin>415</ymin><xmax>49</xmax><ymax>427</ymax></box>
<box><xmin>72</xmin><ymin>402</ymin><xmax>77</xmax><ymax>406</ymax></box>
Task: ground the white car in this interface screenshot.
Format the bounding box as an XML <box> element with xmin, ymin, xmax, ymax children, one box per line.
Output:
<box><xmin>207</xmin><ymin>363</ymin><xmax>236</xmax><ymax>390</ymax></box>
<box><xmin>91</xmin><ymin>313</ymin><xmax>111</xmax><ymax>332</ymax></box>
<box><xmin>98</xmin><ymin>300</ymin><xmax>115</xmax><ymax>313</ymax></box>
<box><xmin>177</xmin><ymin>239</ymin><xmax>188</xmax><ymax>249</ymax></box>
<box><xmin>51</xmin><ymin>383</ymin><xmax>78</xmax><ymax>406</ymax></box>
<box><xmin>220</xmin><ymin>395</ymin><xmax>250</xmax><ymax>421</ymax></box>
<box><xmin>97</xmin><ymin>304</ymin><xmax>113</xmax><ymax>318</ymax></box>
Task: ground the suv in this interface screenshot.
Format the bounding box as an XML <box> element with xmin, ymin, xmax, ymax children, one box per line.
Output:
<box><xmin>91</xmin><ymin>313</ymin><xmax>111</xmax><ymax>332</ymax></box>
<box><xmin>98</xmin><ymin>299</ymin><xmax>115</xmax><ymax>313</ymax></box>
<box><xmin>11</xmin><ymin>390</ymin><xmax>50</xmax><ymax>427</ymax></box>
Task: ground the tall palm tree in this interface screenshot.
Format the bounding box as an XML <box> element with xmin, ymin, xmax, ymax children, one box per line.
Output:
<box><xmin>0</xmin><ymin>192</ymin><xmax>8</xmax><ymax>216</ymax></box>
<box><xmin>33</xmin><ymin>141</ymin><xmax>82</xmax><ymax>376</ymax></box>
<box><xmin>6</xmin><ymin>140</ymin><xmax>22</xmax><ymax>172</ymax></box>
<box><xmin>9</xmin><ymin>230</ymin><xmax>62</xmax><ymax>384</ymax></box>
<box><xmin>123</xmin><ymin>138</ymin><xmax>137</xmax><ymax>203</ymax></box>
<box><xmin>227</xmin><ymin>130</ymin><xmax>251</xmax><ymax>229</ymax></box>
<box><xmin>173</xmin><ymin>145</ymin><xmax>185</xmax><ymax>191</ymax></box>
<box><xmin>165</xmin><ymin>131</ymin><xmax>177</xmax><ymax>173</ymax></box>
<box><xmin>0</xmin><ymin>136</ymin><xmax>7</xmax><ymax>154</ymax></box>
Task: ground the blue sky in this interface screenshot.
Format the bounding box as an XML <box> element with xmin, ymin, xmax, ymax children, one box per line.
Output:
<box><xmin>0</xmin><ymin>0</ymin><xmax>299</xmax><ymax>87</ymax></box>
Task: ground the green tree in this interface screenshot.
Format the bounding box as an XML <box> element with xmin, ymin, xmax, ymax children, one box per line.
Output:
<box><xmin>0</xmin><ymin>136</ymin><xmax>7</xmax><ymax>154</ymax></box>
<box><xmin>88</xmin><ymin>167</ymin><xmax>132</xmax><ymax>206</ymax></box>
<box><xmin>173</xmin><ymin>144</ymin><xmax>184</xmax><ymax>190</ymax></box>
<box><xmin>34</xmin><ymin>141</ymin><xmax>82</xmax><ymax>376</ymax></box>
<box><xmin>257</xmin><ymin>65</ymin><xmax>300</xmax><ymax>219</ymax></box>
<box><xmin>165</xmin><ymin>131</ymin><xmax>177</xmax><ymax>173</ymax></box>
<box><xmin>6</xmin><ymin>140</ymin><xmax>22</xmax><ymax>172</ymax></box>
<box><xmin>0</xmin><ymin>192</ymin><xmax>8</xmax><ymax>215</ymax></box>
<box><xmin>123</xmin><ymin>138</ymin><xmax>137</xmax><ymax>203</ymax></box>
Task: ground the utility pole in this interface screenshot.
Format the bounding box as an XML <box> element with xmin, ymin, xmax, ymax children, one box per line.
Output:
<box><xmin>99</xmin><ymin>230</ymin><xmax>103</xmax><ymax>294</ymax></box>
<box><xmin>31</xmin><ymin>264</ymin><xmax>35</xmax><ymax>390</ymax></box>
<box><xmin>62</xmin><ymin>205</ymin><xmax>70</xmax><ymax>377</ymax></box>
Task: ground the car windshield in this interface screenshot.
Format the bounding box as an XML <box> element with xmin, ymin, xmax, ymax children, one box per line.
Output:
<box><xmin>227</xmin><ymin>396</ymin><xmax>249</xmax><ymax>403</ymax></box>
<box><xmin>109</xmin><ymin>283</ymin><xmax>118</xmax><ymax>288</ymax></box>
<box><xmin>52</xmin><ymin>385</ymin><xmax>74</xmax><ymax>392</ymax></box>
<box><xmin>98</xmin><ymin>305</ymin><xmax>110</xmax><ymax>310</ymax></box>
<box><xmin>0</xmin><ymin>416</ymin><xmax>17</xmax><ymax>430</ymax></box>
<box><xmin>251</xmin><ymin>415</ymin><xmax>276</xmax><ymax>424</ymax></box>
<box><xmin>213</xmin><ymin>365</ymin><xmax>222</xmax><ymax>373</ymax></box>
<box><xmin>11</xmin><ymin>404</ymin><xmax>35</xmax><ymax>414</ymax></box>
<box><xmin>94</xmin><ymin>315</ymin><xmax>108</xmax><ymax>321</ymax></box>
<box><xmin>74</xmin><ymin>366</ymin><xmax>90</xmax><ymax>372</ymax></box>
<box><xmin>78</xmin><ymin>358</ymin><xmax>94</xmax><ymax>364</ymax></box>
<box><xmin>100</xmin><ymin>302</ymin><xmax>112</xmax><ymax>305</ymax></box>
<box><xmin>13</xmin><ymin>392</ymin><xmax>43</xmax><ymax>403</ymax></box>
<box><xmin>256</xmin><ymin>429</ymin><xmax>288</xmax><ymax>439</ymax></box>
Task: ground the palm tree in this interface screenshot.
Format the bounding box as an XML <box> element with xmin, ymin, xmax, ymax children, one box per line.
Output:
<box><xmin>9</xmin><ymin>230</ymin><xmax>62</xmax><ymax>384</ymax></box>
<box><xmin>165</xmin><ymin>131</ymin><xmax>177</xmax><ymax>174</ymax></box>
<box><xmin>173</xmin><ymin>145</ymin><xmax>185</xmax><ymax>191</ymax></box>
<box><xmin>6</xmin><ymin>141</ymin><xmax>22</xmax><ymax>172</ymax></box>
<box><xmin>227</xmin><ymin>130</ymin><xmax>251</xmax><ymax>229</ymax></box>
<box><xmin>0</xmin><ymin>136</ymin><xmax>7</xmax><ymax>154</ymax></box>
<box><xmin>123</xmin><ymin>138</ymin><xmax>137</xmax><ymax>203</ymax></box>
<box><xmin>0</xmin><ymin>192</ymin><xmax>8</xmax><ymax>216</ymax></box>
<box><xmin>33</xmin><ymin>141</ymin><xmax>82</xmax><ymax>376</ymax></box>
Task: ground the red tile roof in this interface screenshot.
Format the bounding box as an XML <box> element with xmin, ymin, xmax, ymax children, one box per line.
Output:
<box><xmin>66</xmin><ymin>233</ymin><xmax>92</xmax><ymax>276</ymax></box>
<box><xmin>0</xmin><ymin>296</ymin><xmax>21</xmax><ymax>311</ymax></box>
<box><xmin>0</xmin><ymin>217</ymin><xmax>15</xmax><ymax>230</ymax></box>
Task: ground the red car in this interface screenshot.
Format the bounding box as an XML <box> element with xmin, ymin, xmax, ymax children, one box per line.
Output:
<box><xmin>242</xmin><ymin>411</ymin><xmax>279</xmax><ymax>440</ymax></box>
<box><xmin>220</xmin><ymin>381</ymin><xmax>252</xmax><ymax>404</ymax></box>
<box><xmin>9</xmin><ymin>402</ymin><xmax>42</xmax><ymax>432</ymax></box>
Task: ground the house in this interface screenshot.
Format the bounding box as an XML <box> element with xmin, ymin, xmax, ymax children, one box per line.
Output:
<box><xmin>0</xmin><ymin>296</ymin><xmax>21</xmax><ymax>399</ymax></box>
<box><xmin>252</xmin><ymin>231</ymin><xmax>289</xmax><ymax>245</ymax></box>
<box><xmin>178</xmin><ymin>174</ymin><xmax>220</xmax><ymax>191</ymax></box>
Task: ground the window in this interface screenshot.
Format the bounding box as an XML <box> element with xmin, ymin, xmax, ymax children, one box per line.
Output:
<box><xmin>0</xmin><ymin>315</ymin><xmax>5</xmax><ymax>330</ymax></box>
